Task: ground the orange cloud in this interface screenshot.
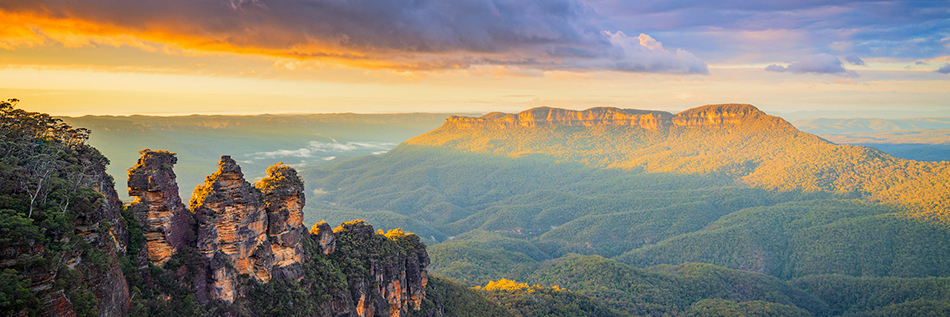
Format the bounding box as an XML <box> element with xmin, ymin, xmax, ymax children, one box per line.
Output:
<box><xmin>0</xmin><ymin>0</ymin><xmax>709</xmax><ymax>74</ymax></box>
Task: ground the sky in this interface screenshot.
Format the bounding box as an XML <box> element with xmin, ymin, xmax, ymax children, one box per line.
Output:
<box><xmin>1</xmin><ymin>0</ymin><xmax>948</xmax><ymax>117</ymax></box>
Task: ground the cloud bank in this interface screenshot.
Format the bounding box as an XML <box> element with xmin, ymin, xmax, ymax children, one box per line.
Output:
<box><xmin>0</xmin><ymin>0</ymin><xmax>708</xmax><ymax>74</ymax></box>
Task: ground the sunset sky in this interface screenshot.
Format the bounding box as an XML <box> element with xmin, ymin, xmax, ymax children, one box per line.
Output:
<box><xmin>1</xmin><ymin>0</ymin><xmax>948</xmax><ymax>117</ymax></box>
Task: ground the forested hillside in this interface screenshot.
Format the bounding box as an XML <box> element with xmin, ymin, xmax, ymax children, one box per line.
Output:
<box><xmin>305</xmin><ymin>104</ymin><xmax>950</xmax><ymax>316</ymax></box>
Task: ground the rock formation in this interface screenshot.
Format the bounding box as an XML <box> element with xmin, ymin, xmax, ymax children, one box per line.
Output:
<box><xmin>127</xmin><ymin>149</ymin><xmax>191</xmax><ymax>265</ymax></box>
<box><xmin>257</xmin><ymin>163</ymin><xmax>308</xmax><ymax>279</ymax></box>
<box><xmin>330</xmin><ymin>221</ymin><xmax>429</xmax><ymax>317</ymax></box>
<box><xmin>190</xmin><ymin>155</ymin><xmax>271</xmax><ymax>302</ymax></box>
<box><xmin>310</xmin><ymin>221</ymin><xmax>337</xmax><ymax>254</ymax></box>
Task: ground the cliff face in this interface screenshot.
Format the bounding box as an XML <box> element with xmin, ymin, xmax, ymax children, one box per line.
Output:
<box><xmin>442</xmin><ymin>104</ymin><xmax>786</xmax><ymax>131</ymax></box>
<box><xmin>190</xmin><ymin>155</ymin><xmax>271</xmax><ymax>302</ymax></box>
<box><xmin>257</xmin><ymin>163</ymin><xmax>308</xmax><ymax>279</ymax></box>
<box><xmin>73</xmin><ymin>149</ymin><xmax>131</xmax><ymax>317</ymax></box>
<box><xmin>127</xmin><ymin>149</ymin><xmax>191</xmax><ymax>265</ymax></box>
<box><xmin>330</xmin><ymin>221</ymin><xmax>430</xmax><ymax>317</ymax></box>
<box><xmin>445</xmin><ymin>107</ymin><xmax>673</xmax><ymax>130</ymax></box>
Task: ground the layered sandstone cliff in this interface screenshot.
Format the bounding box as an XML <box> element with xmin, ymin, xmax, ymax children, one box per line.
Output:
<box><xmin>331</xmin><ymin>221</ymin><xmax>429</xmax><ymax>317</ymax></box>
<box><xmin>183</xmin><ymin>157</ymin><xmax>312</xmax><ymax>302</ymax></box>
<box><xmin>127</xmin><ymin>149</ymin><xmax>191</xmax><ymax>265</ymax></box>
<box><xmin>442</xmin><ymin>104</ymin><xmax>785</xmax><ymax>131</ymax></box>
<box><xmin>190</xmin><ymin>155</ymin><xmax>271</xmax><ymax>302</ymax></box>
<box><xmin>257</xmin><ymin>163</ymin><xmax>308</xmax><ymax>279</ymax></box>
<box><xmin>118</xmin><ymin>152</ymin><xmax>429</xmax><ymax>315</ymax></box>
<box><xmin>446</xmin><ymin>106</ymin><xmax>673</xmax><ymax>130</ymax></box>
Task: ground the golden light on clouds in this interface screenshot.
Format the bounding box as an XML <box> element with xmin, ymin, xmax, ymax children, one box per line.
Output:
<box><xmin>0</xmin><ymin>1</ymin><xmax>947</xmax><ymax>116</ymax></box>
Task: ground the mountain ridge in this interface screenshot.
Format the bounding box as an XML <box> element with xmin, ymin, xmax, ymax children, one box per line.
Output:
<box><xmin>403</xmin><ymin>104</ymin><xmax>949</xmax><ymax>222</ymax></box>
<box><xmin>441</xmin><ymin>104</ymin><xmax>784</xmax><ymax>130</ymax></box>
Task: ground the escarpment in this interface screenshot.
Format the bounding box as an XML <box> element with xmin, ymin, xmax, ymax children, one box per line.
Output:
<box><xmin>446</xmin><ymin>106</ymin><xmax>673</xmax><ymax>130</ymax></box>
<box><xmin>441</xmin><ymin>104</ymin><xmax>789</xmax><ymax>131</ymax></box>
<box><xmin>4</xmin><ymin>104</ymin><xmax>429</xmax><ymax>316</ymax></box>
<box><xmin>63</xmin><ymin>148</ymin><xmax>131</xmax><ymax>317</ymax></box>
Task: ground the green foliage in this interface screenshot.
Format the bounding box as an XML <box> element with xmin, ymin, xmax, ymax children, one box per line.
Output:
<box><xmin>477</xmin><ymin>280</ymin><xmax>630</xmax><ymax>317</ymax></box>
<box><xmin>793</xmin><ymin>274</ymin><xmax>950</xmax><ymax>316</ymax></box>
<box><xmin>517</xmin><ymin>255</ymin><xmax>826</xmax><ymax>316</ymax></box>
<box><xmin>240</xmin><ymin>244</ymin><xmax>348</xmax><ymax>316</ymax></box>
<box><xmin>428</xmin><ymin>242</ymin><xmax>537</xmax><ymax>285</ymax></box>
<box><xmin>0</xmin><ymin>269</ymin><xmax>39</xmax><ymax>316</ymax></box>
<box><xmin>0</xmin><ymin>99</ymin><xmax>125</xmax><ymax>316</ymax></box>
<box><xmin>409</xmin><ymin>275</ymin><xmax>513</xmax><ymax>317</ymax></box>
<box><xmin>620</xmin><ymin>200</ymin><xmax>950</xmax><ymax>279</ymax></box>
<box><xmin>685</xmin><ymin>298</ymin><xmax>812</xmax><ymax>317</ymax></box>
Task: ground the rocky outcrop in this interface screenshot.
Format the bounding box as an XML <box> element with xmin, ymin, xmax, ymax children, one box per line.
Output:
<box><xmin>190</xmin><ymin>155</ymin><xmax>271</xmax><ymax>302</ymax></box>
<box><xmin>257</xmin><ymin>163</ymin><xmax>308</xmax><ymax>280</ymax></box>
<box><xmin>672</xmin><ymin>103</ymin><xmax>770</xmax><ymax>127</ymax></box>
<box><xmin>188</xmin><ymin>157</ymin><xmax>314</xmax><ymax>302</ymax></box>
<box><xmin>330</xmin><ymin>221</ymin><xmax>429</xmax><ymax>317</ymax></box>
<box><xmin>446</xmin><ymin>107</ymin><xmax>673</xmax><ymax>130</ymax></box>
<box><xmin>40</xmin><ymin>290</ymin><xmax>76</xmax><ymax>317</ymax></box>
<box><xmin>127</xmin><ymin>149</ymin><xmax>191</xmax><ymax>265</ymax></box>
<box><xmin>310</xmin><ymin>221</ymin><xmax>337</xmax><ymax>255</ymax></box>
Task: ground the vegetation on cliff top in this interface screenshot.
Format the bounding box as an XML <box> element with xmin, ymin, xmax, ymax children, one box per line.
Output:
<box><xmin>0</xmin><ymin>99</ymin><xmax>116</xmax><ymax>316</ymax></box>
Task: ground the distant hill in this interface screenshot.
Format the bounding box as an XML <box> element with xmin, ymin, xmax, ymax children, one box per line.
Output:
<box><xmin>790</xmin><ymin>117</ymin><xmax>950</xmax><ymax>162</ymax></box>
<box><xmin>790</xmin><ymin>117</ymin><xmax>950</xmax><ymax>134</ymax></box>
<box><xmin>60</xmin><ymin>113</ymin><xmax>458</xmax><ymax>199</ymax></box>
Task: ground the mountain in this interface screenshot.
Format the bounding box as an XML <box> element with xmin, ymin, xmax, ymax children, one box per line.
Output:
<box><xmin>304</xmin><ymin>104</ymin><xmax>950</xmax><ymax>315</ymax></box>
<box><xmin>406</xmin><ymin>104</ymin><xmax>949</xmax><ymax>219</ymax></box>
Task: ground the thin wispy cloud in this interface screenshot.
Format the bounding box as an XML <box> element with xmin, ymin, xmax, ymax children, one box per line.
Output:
<box><xmin>249</xmin><ymin>140</ymin><xmax>396</xmax><ymax>159</ymax></box>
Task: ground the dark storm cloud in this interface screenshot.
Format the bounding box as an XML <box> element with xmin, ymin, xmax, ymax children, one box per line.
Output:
<box><xmin>0</xmin><ymin>0</ymin><xmax>709</xmax><ymax>73</ymax></box>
